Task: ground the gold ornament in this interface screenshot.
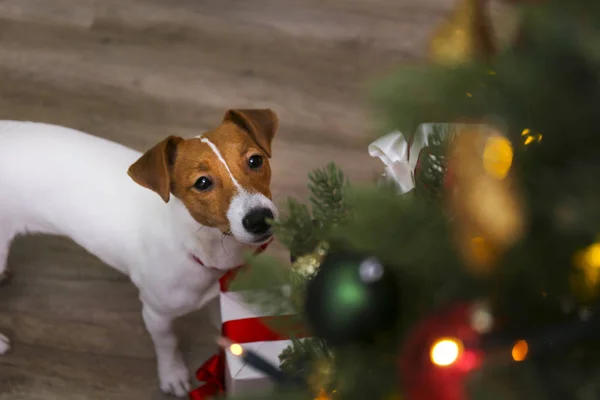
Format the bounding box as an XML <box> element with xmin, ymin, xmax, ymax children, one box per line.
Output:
<box><xmin>448</xmin><ymin>125</ymin><xmax>525</xmax><ymax>274</ymax></box>
<box><xmin>428</xmin><ymin>0</ymin><xmax>495</xmax><ymax>65</ymax></box>
<box><xmin>308</xmin><ymin>356</ymin><xmax>336</xmax><ymax>400</ymax></box>
<box><xmin>571</xmin><ymin>241</ymin><xmax>600</xmax><ymax>302</ymax></box>
<box><xmin>308</xmin><ymin>357</ymin><xmax>335</xmax><ymax>394</ymax></box>
<box><xmin>291</xmin><ymin>241</ymin><xmax>330</xmax><ymax>276</ymax></box>
<box><xmin>289</xmin><ymin>241</ymin><xmax>330</xmax><ymax>309</ymax></box>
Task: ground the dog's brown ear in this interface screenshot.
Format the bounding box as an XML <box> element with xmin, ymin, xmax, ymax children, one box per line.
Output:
<box><xmin>223</xmin><ymin>109</ymin><xmax>278</xmax><ymax>157</ymax></box>
<box><xmin>128</xmin><ymin>136</ymin><xmax>183</xmax><ymax>202</ymax></box>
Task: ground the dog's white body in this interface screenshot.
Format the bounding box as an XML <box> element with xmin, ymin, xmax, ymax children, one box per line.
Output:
<box><xmin>0</xmin><ymin>120</ymin><xmax>270</xmax><ymax>396</ymax></box>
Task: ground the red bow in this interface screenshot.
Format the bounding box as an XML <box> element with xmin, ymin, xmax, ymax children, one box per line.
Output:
<box><xmin>189</xmin><ymin>354</ymin><xmax>224</xmax><ymax>400</ymax></box>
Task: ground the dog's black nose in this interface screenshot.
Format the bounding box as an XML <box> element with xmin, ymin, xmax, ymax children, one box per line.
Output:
<box><xmin>242</xmin><ymin>208</ymin><xmax>274</xmax><ymax>235</ymax></box>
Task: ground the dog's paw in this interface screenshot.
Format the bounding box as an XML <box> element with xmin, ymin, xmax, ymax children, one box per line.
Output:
<box><xmin>158</xmin><ymin>359</ymin><xmax>191</xmax><ymax>397</ymax></box>
<box><xmin>0</xmin><ymin>333</ymin><xmax>10</xmax><ymax>355</ymax></box>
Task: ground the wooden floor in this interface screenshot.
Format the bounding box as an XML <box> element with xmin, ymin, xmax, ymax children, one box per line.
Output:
<box><xmin>0</xmin><ymin>0</ymin><xmax>458</xmax><ymax>398</ymax></box>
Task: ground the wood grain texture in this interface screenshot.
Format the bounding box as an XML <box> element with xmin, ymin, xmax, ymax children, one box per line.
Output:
<box><xmin>0</xmin><ymin>0</ymin><xmax>459</xmax><ymax>398</ymax></box>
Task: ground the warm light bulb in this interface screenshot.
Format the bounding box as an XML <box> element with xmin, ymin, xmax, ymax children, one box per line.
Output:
<box><xmin>580</xmin><ymin>243</ymin><xmax>600</xmax><ymax>269</ymax></box>
<box><xmin>573</xmin><ymin>242</ymin><xmax>600</xmax><ymax>291</ymax></box>
<box><xmin>229</xmin><ymin>343</ymin><xmax>244</xmax><ymax>356</ymax></box>
<box><xmin>470</xmin><ymin>302</ymin><xmax>494</xmax><ymax>333</ymax></box>
<box><xmin>511</xmin><ymin>340</ymin><xmax>528</xmax><ymax>362</ymax></box>
<box><xmin>430</xmin><ymin>338</ymin><xmax>462</xmax><ymax>366</ymax></box>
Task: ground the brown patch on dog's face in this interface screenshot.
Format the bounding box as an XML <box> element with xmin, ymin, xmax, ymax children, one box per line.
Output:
<box><xmin>169</xmin><ymin>125</ymin><xmax>273</xmax><ymax>232</ymax></box>
<box><xmin>128</xmin><ymin>109</ymin><xmax>278</xmax><ymax>236</ymax></box>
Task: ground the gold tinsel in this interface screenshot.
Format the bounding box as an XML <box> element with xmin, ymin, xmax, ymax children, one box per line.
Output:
<box><xmin>308</xmin><ymin>357</ymin><xmax>335</xmax><ymax>396</ymax></box>
<box><xmin>448</xmin><ymin>126</ymin><xmax>525</xmax><ymax>274</ymax></box>
<box><xmin>291</xmin><ymin>241</ymin><xmax>330</xmax><ymax>276</ymax></box>
<box><xmin>288</xmin><ymin>241</ymin><xmax>330</xmax><ymax>310</ymax></box>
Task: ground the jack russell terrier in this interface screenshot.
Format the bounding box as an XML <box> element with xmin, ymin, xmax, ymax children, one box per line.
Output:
<box><xmin>0</xmin><ymin>109</ymin><xmax>279</xmax><ymax>397</ymax></box>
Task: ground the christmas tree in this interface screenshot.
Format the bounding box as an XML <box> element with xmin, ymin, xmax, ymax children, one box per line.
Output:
<box><xmin>222</xmin><ymin>0</ymin><xmax>600</xmax><ymax>399</ymax></box>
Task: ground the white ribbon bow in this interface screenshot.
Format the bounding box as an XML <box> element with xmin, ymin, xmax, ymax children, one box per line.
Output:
<box><xmin>368</xmin><ymin>124</ymin><xmax>437</xmax><ymax>194</ymax></box>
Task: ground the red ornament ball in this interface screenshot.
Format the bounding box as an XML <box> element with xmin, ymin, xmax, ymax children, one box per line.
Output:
<box><xmin>399</xmin><ymin>302</ymin><xmax>492</xmax><ymax>400</ymax></box>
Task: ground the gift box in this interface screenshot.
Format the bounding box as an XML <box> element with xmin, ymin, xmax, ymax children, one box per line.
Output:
<box><xmin>190</xmin><ymin>245</ymin><xmax>307</xmax><ymax>399</ymax></box>
<box><xmin>219</xmin><ymin>289</ymin><xmax>298</xmax><ymax>394</ymax></box>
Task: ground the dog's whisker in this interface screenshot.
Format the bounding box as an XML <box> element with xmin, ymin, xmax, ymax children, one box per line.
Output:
<box><xmin>220</xmin><ymin>233</ymin><xmax>230</xmax><ymax>255</ymax></box>
<box><xmin>193</xmin><ymin>225</ymin><xmax>209</xmax><ymax>240</ymax></box>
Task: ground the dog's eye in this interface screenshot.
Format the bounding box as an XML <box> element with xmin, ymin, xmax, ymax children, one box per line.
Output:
<box><xmin>248</xmin><ymin>155</ymin><xmax>263</xmax><ymax>170</ymax></box>
<box><xmin>194</xmin><ymin>176</ymin><xmax>212</xmax><ymax>191</ymax></box>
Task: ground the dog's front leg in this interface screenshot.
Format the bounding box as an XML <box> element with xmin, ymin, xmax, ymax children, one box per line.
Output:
<box><xmin>142</xmin><ymin>304</ymin><xmax>190</xmax><ymax>397</ymax></box>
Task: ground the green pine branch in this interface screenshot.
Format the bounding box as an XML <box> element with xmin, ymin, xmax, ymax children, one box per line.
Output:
<box><xmin>272</xmin><ymin>162</ymin><xmax>352</xmax><ymax>259</ymax></box>
<box><xmin>413</xmin><ymin>123</ymin><xmax>456</xmax><ymax>200</ymax></box>
<box><xmin>225</xmin><ymin>2</ymin><xmax>600</xmax><ymax>400</ymax></box>
<box><xmin>272</xmin><ymin>198</ymin><xmax>316</xmax><ymax>258</ymax></box>
<box><xmin>279</xmin><ymin>338</ymin><xmax>333</xmax><ymax>383</ymax></box>
<box><xmin>308</xmin><ymin>162</ymin><xmax>352</xmax><ymax>229</ymax></box>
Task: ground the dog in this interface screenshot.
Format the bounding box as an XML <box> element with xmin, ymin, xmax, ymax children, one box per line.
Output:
<box><xmin>0</xmin><ymin>109</ymin><xmax>279</xmax><ymax>397</ymax></box>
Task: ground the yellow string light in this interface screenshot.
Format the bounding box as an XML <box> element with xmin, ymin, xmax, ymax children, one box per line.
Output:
<box><xmin>521</xmin><ymin>128</ymin><xmax>542</xmax><ymax>146</ymax></box>
<box><xmin>511</xmin><ymin>340</ymin><xmax>528</xmax><ymax>362</ymax></box>
<box><xmin>229</xmin><ymin>343</ymin><xmax>243</xmax><ymax>356</ymax></box>
<box><xmin>430</xmin><ymin>338</ymin><xmax>463</xmax><ymax>366</ymax></box>
<box><xmin>570</xmin><ymin>241</ymin><xmax>600</xmax><ymax>302</ymax></box>
<box><xmin>574</xmin><ymin>242</ymin><xmax>600</xmax><ymax>286</ymax></box>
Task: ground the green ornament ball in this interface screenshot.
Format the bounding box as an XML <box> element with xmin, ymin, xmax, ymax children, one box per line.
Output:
<box><xmin>304</xmin><ymin>251</ymin><xmax>399</xmax><ymax>346</ymax></box>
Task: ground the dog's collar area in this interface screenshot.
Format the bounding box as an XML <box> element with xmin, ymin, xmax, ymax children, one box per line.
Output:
<box><xmin>189</xmin><ymin>239</ymin><xmax>273</xmax><ymax>270</ymax></box>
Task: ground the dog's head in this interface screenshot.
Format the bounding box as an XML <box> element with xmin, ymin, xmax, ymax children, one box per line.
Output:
<box><xmin>127</xmin><ymin>109</ymin><xmax>279</xmax><ymax>245</ymax></box>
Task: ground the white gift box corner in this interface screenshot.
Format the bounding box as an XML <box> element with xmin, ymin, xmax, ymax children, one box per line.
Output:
<box><xmin>219</xmin><ymin>290</ymin><xmax>298</xmax><ymax>395</ymax></box>
<box><xmin>224</xmin><ymin>339</ymin><xmax>293</xmax><ymax>394</ymax></box>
